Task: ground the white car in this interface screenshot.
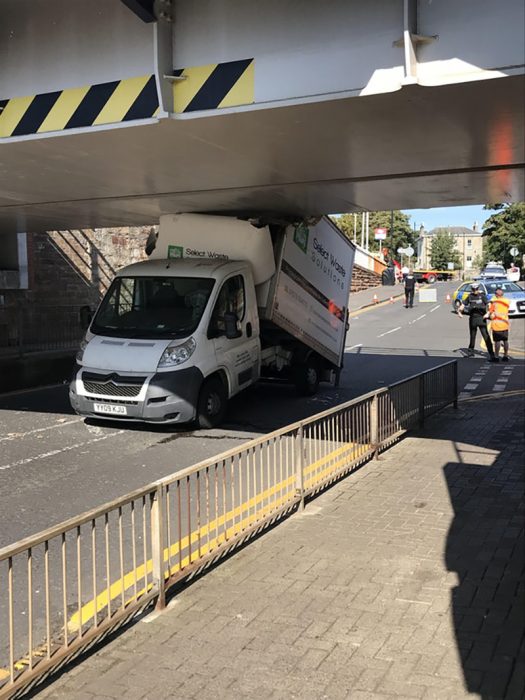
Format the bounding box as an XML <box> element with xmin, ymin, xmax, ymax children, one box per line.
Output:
<box><xmin>479</xmin><ymin>263</ymin><xmax>506</xmax><ymax>279</ymax></box>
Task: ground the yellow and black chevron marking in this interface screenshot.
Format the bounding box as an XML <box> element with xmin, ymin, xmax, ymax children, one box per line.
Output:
<box><xmin>173</xmin><ymin>57</ymin><xmax>254</xmax><ymax>113</ymax></box>
<box><xmin>0</xmin><ymin>75</ymin><xmax>159</xmax><ymax>138</ymax></box>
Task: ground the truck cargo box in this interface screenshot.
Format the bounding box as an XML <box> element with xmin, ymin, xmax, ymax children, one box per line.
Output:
<box><xmin>263</xmin><ymin>218</ymin><xmax>355</xmax><ymax>366</ymax></box>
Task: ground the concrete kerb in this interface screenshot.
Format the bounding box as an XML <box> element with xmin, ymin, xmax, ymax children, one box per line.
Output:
<box><xmin>349</xmin><ymin>290</ymin><xmax>404</xmax><ymax>316</ymax></box>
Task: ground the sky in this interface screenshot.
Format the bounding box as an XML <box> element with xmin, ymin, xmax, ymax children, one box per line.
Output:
<box><xmin>401</xmin><ymin>204</ymin><xmax>488</xmax><ymax>231</ymax></box>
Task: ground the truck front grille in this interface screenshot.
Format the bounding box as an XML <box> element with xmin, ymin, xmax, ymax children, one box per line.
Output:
<box><xmin>81</xmin><ymin>371</ymin><xmax>146</xmax><ymax>398</ymax></box>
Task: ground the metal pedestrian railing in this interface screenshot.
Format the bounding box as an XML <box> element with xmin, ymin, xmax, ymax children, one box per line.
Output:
<box><xmin>0</xmin><ymin>305</ymin><xmax>84</xmax><ymax>357</ymax></box>
<box><xmin>0</xmin><ymin>360</ymin><xmax>457</xmax><ymax>699</ymax></box>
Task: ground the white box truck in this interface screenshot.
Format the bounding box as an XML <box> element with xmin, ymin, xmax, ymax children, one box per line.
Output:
<box><xmin>70</xmin><ymin>214</ymin><xmax>355</xmax><ymax>427</ymax></box>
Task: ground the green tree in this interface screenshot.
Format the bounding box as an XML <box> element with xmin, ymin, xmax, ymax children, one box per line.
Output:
<box><xmin>331</xmin><ymin>210</ymin><xmax>415</xmax><ymax>261</ymax></box>
<box><xmin>482</xmin><ymin>202</ymin><xmax>525</xmax><ymax>268</ymax></box>
<box><xmin>429</xmin><ymin>230</ymin><xmax>461</xmax><ymax>270</ymax></box>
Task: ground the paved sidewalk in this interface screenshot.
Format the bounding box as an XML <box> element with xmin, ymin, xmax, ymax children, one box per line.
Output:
<box><xmin>36</xmin><ymin>393</ymin><xmax>524</xmax><ymax>700</ymax></box>
<box><xmin>348</xmin><ymin>284</ymin><xmax>403</xmax><ymax>312</ymax></box>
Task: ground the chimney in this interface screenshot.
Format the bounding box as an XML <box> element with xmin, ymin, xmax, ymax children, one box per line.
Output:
<box><xmin>472</xmin><ymin>221</ymin><xmax>478</xmax><ymax>232</ymax></box>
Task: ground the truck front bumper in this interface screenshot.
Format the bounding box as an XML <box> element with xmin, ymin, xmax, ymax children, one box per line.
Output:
<box><xmin>69</xmin><ymin>365</ymin><xmax>204</xmax><ymax>424</ymax></box>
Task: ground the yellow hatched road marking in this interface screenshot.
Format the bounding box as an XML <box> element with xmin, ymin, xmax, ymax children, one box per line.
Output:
<box><xmin>37</xmin><ymin>86</ymin><xmax>90</xmax><ymax>133</ymax></box>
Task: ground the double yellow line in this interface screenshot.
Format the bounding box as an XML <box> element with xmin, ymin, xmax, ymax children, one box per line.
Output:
<box><xmin>68</xmin><ymin>440</ymin><xmax>369</xmax><ymax>630</ymax></box>
<box><xmin>0</xmin><ymin>439</ymin><xmax>370</xmax><ymax>687</ymax></box>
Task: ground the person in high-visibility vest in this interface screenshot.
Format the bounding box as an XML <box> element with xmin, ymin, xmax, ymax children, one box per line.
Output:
<box><xmin>489</xmin><ymin>285</ymin><xmax>511</xmax><ymax>362</ymax></box>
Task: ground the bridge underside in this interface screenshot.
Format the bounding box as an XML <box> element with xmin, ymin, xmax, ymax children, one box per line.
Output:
<box><xmin>0</xmin><ymin>74</ymin><xmax>523</xmax><ymax>234</ymax></box>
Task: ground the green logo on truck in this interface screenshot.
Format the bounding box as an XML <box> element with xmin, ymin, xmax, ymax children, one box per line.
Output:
<box><xmin>293</xmin><ymin>224</ymin><xmax>309</xmax><ymax>253</ymax></box>
<box><xmin>167</xmin><ymin>245</ymin><xmax>184</xmax><ymax>259</ymax></box>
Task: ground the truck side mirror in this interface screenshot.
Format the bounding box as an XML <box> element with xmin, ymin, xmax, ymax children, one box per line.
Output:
<box><xmin>79</xmin><ymin>305</ymin><xmax>93</xmax><ymax>330</ymax></box>
<box><xmin>224</xmin><ymin>312</ymin><xmax>242</xmax><ymax>339</ymax></box>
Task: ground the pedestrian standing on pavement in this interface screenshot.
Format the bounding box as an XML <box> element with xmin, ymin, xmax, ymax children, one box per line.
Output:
<box><xmin>457</xmin><ymin>282</ymin><xmax>498</xmax><ymax>361</ymax></box>
<box><xmin>489</xmin><ymin>285</ymin><xmax>511</xmax><ymax>361</ymax></box>
<box><xmin>404</xmin><ymin>270</ymin><xmax>416</xmax><ymax>308</ymax></box>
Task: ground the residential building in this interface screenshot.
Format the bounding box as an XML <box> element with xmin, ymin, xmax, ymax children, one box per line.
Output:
<box><xmin>416</xmin><ymin>223</ymin><xmax>484</xmax><ymax>271</ymax></box>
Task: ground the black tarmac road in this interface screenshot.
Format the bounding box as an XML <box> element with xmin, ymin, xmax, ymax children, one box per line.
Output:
<box><xmin>1</xmin><ymin>281</ymin><xmax>523</xmax><ymax>547</ymax></box>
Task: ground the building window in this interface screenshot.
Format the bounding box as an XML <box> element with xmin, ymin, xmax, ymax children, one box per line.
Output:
<box><xmin>467</xmin><ymin>239</ymin><xmax>472</xmax><ymax>247</ymax></box>
<box><xmin>467</xmin><ymin>256</ymin><xmax>472</xmax><ymax>261</ymax></box>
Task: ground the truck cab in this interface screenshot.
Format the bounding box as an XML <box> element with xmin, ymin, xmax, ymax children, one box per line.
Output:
<box><xmin>70</xmin><ymin>213</ymin><xmax>355</xmax><ymax>428</ymax></box>
<box><xmin>70</xmin><ymin>258</ymin><xmax>260</xmax><ymax>427</ymax></box>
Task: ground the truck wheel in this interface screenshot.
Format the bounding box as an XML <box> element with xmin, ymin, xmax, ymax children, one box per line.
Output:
<box><xmin>294</xmin><ymin>356</ymin><xmax>320</xmax><ymax>396</ymax></box>
<box><xmin>197</xmin><ymin>377</ymin><xmax>227</xmax><ymax>429</ymax></box>
<box><xmin>426</xmin><ymin>274</ymin><xmax>436</xmax><ymax>284</ymax></box>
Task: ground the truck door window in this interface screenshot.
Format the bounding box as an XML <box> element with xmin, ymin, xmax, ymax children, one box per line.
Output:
<box><xmin>209</xmin><ymin>275</ymin><xmax>245</xmax><ymax>337</ymax></box>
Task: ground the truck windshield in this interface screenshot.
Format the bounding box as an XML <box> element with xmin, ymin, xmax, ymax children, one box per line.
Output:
<box><xmin>91</xmin><ymin>276</ymin><xmax>215</xmax><ymax>339</ymax></box>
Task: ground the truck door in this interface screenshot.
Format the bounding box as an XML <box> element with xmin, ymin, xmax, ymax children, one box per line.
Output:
<box><xmin>208</xmin><ymin>274</ymin><xmax>260</xmax><ymax>395</ymax></box>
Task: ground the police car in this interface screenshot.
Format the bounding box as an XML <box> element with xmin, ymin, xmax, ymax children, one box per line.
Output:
<box><xmin>452</xmin><ymin>278</ymin><xmax>525</xmax><ymax>316</ymax></box>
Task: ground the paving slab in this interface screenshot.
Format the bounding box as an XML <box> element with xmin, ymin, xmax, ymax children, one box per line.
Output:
<box><xmin>34</xmin><ymin>391</ymin><xmax>524</xmax><ymax>700</ymax></box>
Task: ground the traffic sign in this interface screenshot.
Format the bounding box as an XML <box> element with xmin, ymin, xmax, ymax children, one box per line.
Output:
<box><xmin>510</xmin><ymin>246</ymin><xmax>519</xmax><ymax>256</ymax></box>
<box><xmin>397</xmin><ymin>247</ymin><xmax>405</xmax><ymax>254</ymax></box>
<box><xmin>374</xmin><ymin>227</ymin><xmax>388</xmax><ymax>240</ymax></box>
<box><xmin>405</xmin><ymin>246</ymin><xmax>414</xmax><ymax>257</ymax></box>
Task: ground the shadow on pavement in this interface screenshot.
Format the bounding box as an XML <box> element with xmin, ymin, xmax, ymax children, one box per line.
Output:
<box><xmin>444</xmin><ymin>403</ymin><xmax>524</xmax><ymax>699</ymax></box>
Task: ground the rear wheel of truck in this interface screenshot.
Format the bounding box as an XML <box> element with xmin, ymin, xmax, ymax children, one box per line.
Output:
<box><xmin>197</xmin><ymin>377</ymin><xmax>227</xmax><ymax>429</ymax></box>
<box><xmin>294</xmin><ymin>356</ymin><xmax>320</xmax><ymax>396</ymax></box>
<box><xmin>426</xmin><ymin>274</ymin><xmax>436</xmax><ymax>284</ymax></box>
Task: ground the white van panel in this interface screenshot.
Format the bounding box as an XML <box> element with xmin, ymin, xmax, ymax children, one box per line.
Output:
<box><xmin>154</xmin><ymin>213</ymin><xmax>275</xmax><ymax>285</ymax></box>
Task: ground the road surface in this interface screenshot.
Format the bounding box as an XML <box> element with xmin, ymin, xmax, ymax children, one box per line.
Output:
<box><xmin>1</xmin><ymin>281</ymin><xmax>523</xmax><ymax>547</ymax></box>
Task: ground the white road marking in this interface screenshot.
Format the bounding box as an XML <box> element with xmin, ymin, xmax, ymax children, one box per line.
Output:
<box><xmin>377</xmin><ymin>326</ymin><xmax>401</xmax><ymax>338</ymax></box>
<box><xmin>346</xmin><ymin>343</ymin><xmax>363</xmax><ymax>350</ymax></box>
<box><xmin>430</xmin><ymin>305</ymin><xmax>440</xmax><ymax>313</ymax></box>
<box><xmin>493</xmin><ymin>385</ymin><xmax>506</xmax><ymax>392</ymax></box>
<box><xmin>415</xmin><ymin>314</ymin><xmax>426</xmax><ymax>321</ymax></box>
<box><xmin>464</xmin><ymin>383</ymin><xmax>480</xmax><ymax>391</ymax></box>
<box><xmin>0</xmin><ymin>431</ymin><xmax>124</xmax><ymax>472</ymax></box>
<box><xmin>495</xmin><ymin>377</ymin><xmax>509</xmax><ymax>384</ymax></box>
<box><xmin>458</xmin><ymin>392</ymin><xmax>472</xmax><ymax>400</ymax></box>
<box><xmin>0</xmin><ymin>418</ymin><xmax>83</xmax><ymax>443</ymax></box>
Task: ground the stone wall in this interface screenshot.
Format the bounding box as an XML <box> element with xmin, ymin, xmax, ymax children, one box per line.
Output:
<box><xmin>1</xmin><ymin>226</ymin><xmax>381</xmax><ymax>351</ymax></box>
<box><xmin>0</xmin><ymin>227</ymin><xmax>154</xmax><ymax>350</ymax></box>
<box><xmin>351</xmin><ymin>263</ymin><xmax>382</xmax><ymax>293</ymax></box>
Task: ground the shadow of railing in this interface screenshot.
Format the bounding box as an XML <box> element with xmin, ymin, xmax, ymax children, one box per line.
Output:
<box><xmin>443</xmin><ymin>395</ymin><xmax>524</xmax><ymax>699</ymax></box>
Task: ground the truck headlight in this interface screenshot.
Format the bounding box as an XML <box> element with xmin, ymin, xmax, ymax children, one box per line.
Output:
<box><xmin>158</xmin><ymin>337</ymin><xmax>196</xmax><ymax>368</ymax></box>
<box><xmin>76</xmin><ymin>338</ymin><xmax>88</xmax><ymax>363</ymax></box>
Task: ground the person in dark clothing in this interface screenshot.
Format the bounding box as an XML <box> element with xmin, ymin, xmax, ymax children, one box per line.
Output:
<box><xmin>457</xmin><ymin>282</ymin><xmax>497</xmax><ymax>361</ymax></box>
<box><xmin>404</xmin><ymin>271</ymin><xmax>416</xmax><ymax>308</ymax></box>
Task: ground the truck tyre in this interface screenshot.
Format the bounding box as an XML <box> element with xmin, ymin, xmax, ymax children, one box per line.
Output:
<box><xmin>196</xmin><ymin>377</ymin><xmax>227</xmax><ymax>429</ymax></box>
<box><xmin>294</xmin><ymin>356</ymin><xmax>320</xmax><ymax>396</ymax></box>
<box><xmin>426</xmin><ymin>274</ymin><xmax>436</xmax><ymax>284</ymax></box>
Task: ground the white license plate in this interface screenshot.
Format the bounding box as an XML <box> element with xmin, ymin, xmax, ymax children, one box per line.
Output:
<box><xmin>93</xmin><ymin>403</ymin><xmax>128</xmax><ymax>416</ymax></box>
